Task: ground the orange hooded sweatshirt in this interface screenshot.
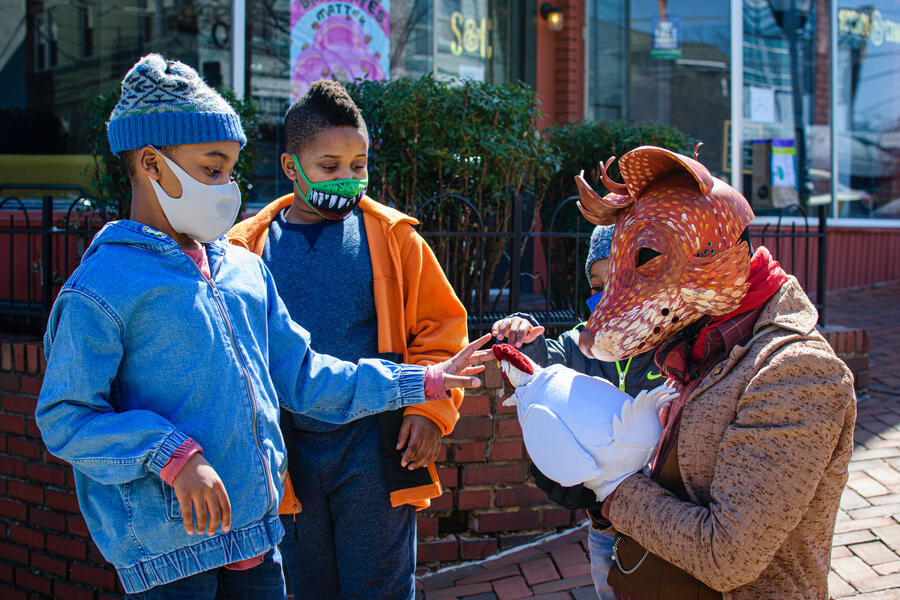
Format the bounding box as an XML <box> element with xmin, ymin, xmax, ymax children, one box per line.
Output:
<box><xmin>228</xmin><ymin>194</ymin><xmax>468</xmax><ymax>511</ymax></box>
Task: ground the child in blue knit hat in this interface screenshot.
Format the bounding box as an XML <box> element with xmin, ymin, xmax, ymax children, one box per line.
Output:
<box><xmin>35</xmin><ymin>54</ymin><xmax>488</xmax><ymax>599</ymax></box>
<box><xmin>490</xmin><ymin>224</ymin><xmax>662</xmax><ymax>600</ymax></box>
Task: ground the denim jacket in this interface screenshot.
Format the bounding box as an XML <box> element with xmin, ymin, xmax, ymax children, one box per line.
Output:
<box><xmin>36</xmin><ymin>220</ymin><xmax>427</xmax><ymax>593</ymax></box>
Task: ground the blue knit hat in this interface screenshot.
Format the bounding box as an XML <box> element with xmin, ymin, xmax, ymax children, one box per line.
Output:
<box><xmin>585</xmin><ymin>225</ymin><xmax>614</xmax><ymax>279</ymax></box>
<box><xmin>107</xmin><ymin>54</ymin><xmax>246</xmax><ymax>156</ymax></box>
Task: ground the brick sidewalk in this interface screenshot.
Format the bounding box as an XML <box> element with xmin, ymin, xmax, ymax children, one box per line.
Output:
<box><xmin>418</xmin><ymin>282</ymin><xmax>900</xmax><ymax>599</ymax></box>
<box><xmin>825</xmin><ymin>282</ymin><xmax>900</xmax><ymax>599</ymax></box>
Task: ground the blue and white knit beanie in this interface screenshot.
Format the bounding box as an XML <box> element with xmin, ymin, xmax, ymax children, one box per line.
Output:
<box><xmin>585</xmin><ymin>225</ymin><xmax>614</xmax><ymax>279</ymax></box>
<box><xmin>107</xmin><ymin>54</ymin><xmax>246</xmax><ymax>156</ymax></box>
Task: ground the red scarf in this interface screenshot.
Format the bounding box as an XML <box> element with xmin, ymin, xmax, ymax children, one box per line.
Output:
<box><xmin>690</xmin><ymin>246</ymin><xmax>789</xmax><ymax>362</ymax></box>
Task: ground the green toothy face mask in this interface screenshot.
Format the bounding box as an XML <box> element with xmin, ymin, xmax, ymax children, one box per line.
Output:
<box><xmin>291</xmin><ymin>154</ymin><xmax>368</xmax><ymax>219</ymax></box>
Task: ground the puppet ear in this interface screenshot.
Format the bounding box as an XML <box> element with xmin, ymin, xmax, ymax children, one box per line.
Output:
<box><xmin>680</xmin><ymin>242</ymin><xmax>752</xmax><ymax>316</ymax></box>
<box><xmin>618</xmin><ymin>146</ymin><xmax>716</xmax><ymax>200</ymax></box>
<box><xmin>575</xmin><ymin>166</ymin><xmax>632</xmax><ymax>226</ymax></box>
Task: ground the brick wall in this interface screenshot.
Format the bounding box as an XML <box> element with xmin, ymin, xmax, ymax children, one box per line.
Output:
<box><xmin>535</xmin><ymin>0</ymin><xmax>586</xmax><ymax>128</ymax></box>
<box><xmin>552</xmin><ymin>0</ymin><xmax>585</xmax><ymax>124</ymax></box>
<box><xmin>0</xmin><ymin>338</ymin><xmax>577</xmax><ymax>595</ymax></box>
<box><xmin>415</xmin><ymin>361</ymin><xmax>582</xmax><ymax>571</ymax></box>
<box><xmin>0</xmin><ymin>337</ymin><xmax>123</xmax><ymax>599</ymax></box>
<box><xmin>0</xmin><ymin>327</ymin><xmax>871</xmax><ymax>593</ymax></box>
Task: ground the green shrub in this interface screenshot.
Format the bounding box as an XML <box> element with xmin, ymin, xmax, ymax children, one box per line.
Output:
<box><xmin>539</xmin><ymin>119</ymin><xmax>696</xmax><ymax>308</ymax></box>
<box><xmin>83</xmin><ymin>88</ymin><xmax>130</xmax><ymax>217</ymax></box>
<box><xmin>543</xmin><ymin>118</ymin><xmax>696</xmax><ymax>212</ymax></box>
<box><xmin>346</xmin><ymin>75</ymin><xmax>558</xmax><ymax>311</ymax></box>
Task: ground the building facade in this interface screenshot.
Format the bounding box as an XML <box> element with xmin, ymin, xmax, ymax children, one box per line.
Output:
<box><xmin>1</xmin><ymin>0</ymin><xmax>898</xmax><ymax>220</ymax></box>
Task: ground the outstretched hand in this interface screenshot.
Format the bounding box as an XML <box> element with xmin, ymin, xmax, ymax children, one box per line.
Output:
<box><xmin>491</xmin><ymin>316</ymin><xmax>545</xmax><ymax>348</ymax></box>
<box><xmin>440</xmin><ymin>333</ymin><xmax>495</xmax><ymax>389</ymax></box>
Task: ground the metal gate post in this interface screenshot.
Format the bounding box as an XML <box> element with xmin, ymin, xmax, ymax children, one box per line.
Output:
<box><xmin>510</xmin><ymin>194</ymin><xmax>522</xmax><ymax>313</ymax></box>
<box><xmin>817</xmin><ymin>203</ymin><xmax>827</xmax><ymax>325</ymax></box>
<box><xmin>41</xmin><ymin>195</ymin><xmax>53</xmax><ymax>317</ymax></box>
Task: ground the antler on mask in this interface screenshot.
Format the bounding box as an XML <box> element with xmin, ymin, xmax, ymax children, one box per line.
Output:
<box><xmin>577</xmin><ymin>146</ymin><xmax>755</xmax><ymax>362</ymax></box>
<box><xmin>575</xmin><ymin>157</ymin><xmax>634</xmax><ymax>226</ymax></box>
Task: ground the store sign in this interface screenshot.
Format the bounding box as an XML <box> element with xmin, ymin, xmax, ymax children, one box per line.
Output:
<box><xmin>437</xmin><ymin>1</ymin><xmax>493</xmax><ymax>81</ymax></box>
<box><xmin>839</xmin><ymin>8</ymin><xmax>900</xmax><ymax>46</ymax></box>
<box><xmin>771</xmin><ymin>140</ymin><xmax>797</xmax><ymax>189</ymax></box>
<box><xmin>450</xmin><ymin>12</ymin><xmax>493</xmax><ymax>59</ymax></box>
<box><xmin>289</xmin><ymin>1</ymin><xmax>391</xmax><ymax>101</ymax></box>
<box><xmin>651</xmin><ymin>17</ymin><xmax>681</xmax><ymax>60</ymax></box>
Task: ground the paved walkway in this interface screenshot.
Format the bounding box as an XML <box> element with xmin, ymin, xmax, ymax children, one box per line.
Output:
<box><xmin>418</xmin><ymin>282</ymin><xmax>900</xmax><ymax>599</ymax></box>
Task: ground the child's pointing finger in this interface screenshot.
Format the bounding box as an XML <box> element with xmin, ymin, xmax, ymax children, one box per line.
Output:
<box><xmin>443</xmin><ymin>373</ymin><xmax>482</xmax><ymax>389</ymax></box>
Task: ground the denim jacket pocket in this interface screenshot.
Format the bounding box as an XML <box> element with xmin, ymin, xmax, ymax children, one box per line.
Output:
<box><xmin>162</xmin><ymin>481</ymin><xmax>182</xmax><ymax>521</ymax></box>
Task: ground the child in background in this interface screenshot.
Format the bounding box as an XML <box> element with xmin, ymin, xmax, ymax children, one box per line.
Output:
<box><xmin>36</xmin><ymin>55</ymin><xmax>485</xmax><ymax>599</ymax></box>
<box><xmin>491</xmin><ymin>225</ymin><xmax>662</xmax><ymax>600</ymax></box>
<box><xmin>228</xmin><ymin>80</ymin><xmax>468</xmax><ymax>599</ymax></box>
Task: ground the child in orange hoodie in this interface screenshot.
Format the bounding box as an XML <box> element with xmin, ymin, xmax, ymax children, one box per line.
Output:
<box><xmin>228</xmin><ymin>80</ymin><xmax>467</xmax><ymax>599</ymax></box>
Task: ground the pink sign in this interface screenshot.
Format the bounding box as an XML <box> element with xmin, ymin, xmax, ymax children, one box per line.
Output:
<box><xmin>290</xmin><ymin>1</ymin><xmax>391</xmax><ymax>101</ymax></box>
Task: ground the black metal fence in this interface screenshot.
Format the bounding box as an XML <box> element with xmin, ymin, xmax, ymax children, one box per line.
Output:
<box><xmin>0</xmin><ymin>185</ymin><xmax>107</xmax><ymax>334</ymax></box>
<box><xmin>416</xmin><ymin>195</ymin><xmax>829</xmax><ymax>335</ymax></box>
<box><xmin>753</xmin><ymin>203</ymin><xmax>829</xmax><ymax>322</ymax></box>
<box><xmin>0</xmin><ymin>187</ymin><xmax>827</xmax><ymax>336</ymax></box>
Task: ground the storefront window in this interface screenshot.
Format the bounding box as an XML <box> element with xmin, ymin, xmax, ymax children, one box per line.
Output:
<box><xmin>586</xmin><ymin>1</ymin><xmax>732</xmax><ymax>178</ymax></box>
<box><xmin>248</xmin><ymin>0</ymin><xmax>439</xmax><ymax>202</ymax></box>
<box><xmin>248</xmin><ymin>0</ymin><xmax>510</xmax><ymax>204</ymax></box>
<box><xmin>434</xmin><ymin>0</ymin><xmax>509</xmax><ymax>83</ymax></box>
<box><xmin>586</xmin><ymin>0</ymin><xmax>629</xmax><ymax>120</ymax></box>
<box><xmin>741</xmin><ymin>0</ymin><xmax>825</xmax><ymax>215</ymax></box>
<box><xmin>836</xmin><ymin>3</ymin><xmax>900</xmax><ymax>218</ymax></box>
<box><xmin>1</xmin><ymin>0</ymin><xmax>233</xmax><ymax>157</ymax></box>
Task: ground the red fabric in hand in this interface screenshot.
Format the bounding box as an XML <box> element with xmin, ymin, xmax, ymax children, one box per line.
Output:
<box><xmin>492</xmin><ymin>343</ymin><xmax>534</xmax><ymax>389</ymax></box>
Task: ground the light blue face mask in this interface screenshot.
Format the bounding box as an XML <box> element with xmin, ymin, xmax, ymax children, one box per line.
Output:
<box><xmin>586</xmin><ymin>290</ymin><xmax>603</xmax><ymax>312</ymax></box>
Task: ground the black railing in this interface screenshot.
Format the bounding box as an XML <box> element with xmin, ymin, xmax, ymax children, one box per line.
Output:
<box><xmin>0</xmin><ymin>185</ymin><xmax>107</xmax><ymax>334</ymax></box>
<box><xmin>415</xmin><ymin>194</ymin><xmax>596</xmax><ymax>334</ymax></box>
<box><xmin>752</xmin><ymin>203</ymin><xmax>829</xmax><ymax>323</ymax></box>
<box><xmin>0</xmin><ymin>187</ymin><xmax>827</xmax><ymax>336</ymax></box>
<box><xmin>416</xmin><ymin>194</ymin><xmax>829</xmax><ymax>335</ymax></box>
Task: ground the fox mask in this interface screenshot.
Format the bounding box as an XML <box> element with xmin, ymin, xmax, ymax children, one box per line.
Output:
<box><xmin>576</xmin><ymin>146</ymin><xmax>755</xmax><ymax>362</ymax></box>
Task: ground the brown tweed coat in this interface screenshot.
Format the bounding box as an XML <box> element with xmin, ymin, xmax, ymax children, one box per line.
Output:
<box><xmin>607</xmin><ymin>277</ymin><xmax>856</xmax><ymax>599</ymax></box>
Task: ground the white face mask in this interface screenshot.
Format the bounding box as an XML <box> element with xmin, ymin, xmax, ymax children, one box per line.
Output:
<box><xmin>147</xmin><ymin>149</ymin><xmax>241</xmax><ymax>243</ymax></box>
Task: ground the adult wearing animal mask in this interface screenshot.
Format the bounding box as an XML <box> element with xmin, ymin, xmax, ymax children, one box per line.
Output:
<box><xmin>576</xmin><ymin>146</ymin><xmax>855</xmax><ymax>599</ymax></box>
<box><xmin>490</xmin><ymin>224</ymin><xmax>664</xmax><ymax>600</ymax></box>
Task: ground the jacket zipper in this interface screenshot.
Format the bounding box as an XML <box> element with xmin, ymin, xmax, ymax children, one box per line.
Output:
<box><xmin>189</xmin><ymin>255</ymin><xmax>275</xmax><ymax>513</ymax></box>
<box><xmin>615</xmin><ymin>357</ymin><xmax>633</xmax><ymax>391</ymax></box>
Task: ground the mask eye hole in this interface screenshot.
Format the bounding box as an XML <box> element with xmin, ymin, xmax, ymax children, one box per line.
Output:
<box><xmin>635</xmin><ymin>247</ymin><xmax>665</xmax><ymax>277</ymax></box>
<box><xmin>636</xmin><ymin>247</ymin><xmax>662</xmax><ymax>268</ymax></box>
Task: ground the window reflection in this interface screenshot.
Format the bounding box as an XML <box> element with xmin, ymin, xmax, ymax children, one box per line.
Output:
<box><xmin>837</xmin><ymin>3</ymin><xmax>900</xmax><ymax>218</ymax></box>
<box><xmin>0</xmin><ymin>0</ymin><xmax>232</xmax><ymax>156</ymax></box>
<box><xmin>587</xmin><ymin>1</ymin><xmax>732</xmax><ymax>178</ymax></box>
<box><xmin>434</xmin><ymin>0</ymin><xmax>509</xmax><ymax>83</ymax></box>
<box><xmin>247</xmin><ymin>0</ymin><xmax>509</xmax><ymax>204</ymax></box>
<box><xmin>586</xmin><ymin>0</ymin><xmax>628</xmax><ymax>120</ymax></box>
<box><xmin>742</xmin><ymin>0</ymin><xmax>820</xmax><ymax>214</ymax></box>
